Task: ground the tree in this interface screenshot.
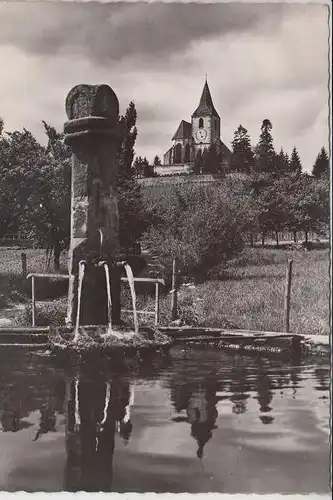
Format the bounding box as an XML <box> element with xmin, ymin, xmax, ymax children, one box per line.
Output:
<box><xmin>143</xmin><ymin>181</ymin><xmax>256</xmax><ymax>282</ymax></box>
<box><xmin>133</xmin><ymin>156</ymin><xmax>144</xmax><ymax>178</ymax></box>
<box><xmin>201</xmin><ymin>143</ymin><xmax>224</xmax><ymax>175</ymax></box>
<box><xmin>117</xmin><ymin>101</ymin><xmax>137</xmax><ymax>182</ymax></box>
<box><xmin>254</xmin><ymin>119</ymin><xmax>276</xmax><ymax>174</ymax></box>
<box><xmin>275</xmin><ymin>148</ymin><xmax>290</xmax><ymax>176</ymax></box>
<box><xmin>289</xmin><ymin>174</ymin><xmax>329</xmax><ymax>242</ymax></box>
<box><xmin>0</xmin><ymin>125</ymin><xmax>48</xmax><ymax>239</ymax></box>
<box><xmin>0</xmin><ymin>122</ymin><xmax>72</xmax><ymax>270</ymax></box>
<box><xmin>230</xmin><ymin>125</ymin><xmax>255</xmax><ymax>174</ymax></box>
<box><xmin>255</xmin><ymin>178</ymin><xmax>291</xmax><ymax>247</ymax></box>
<box><xmin>192</xmin><ymin>150</ymin><xmax>203</xmax><ymax>174</ymax></box>
<box><xmin>142</xmin><ymin>157</ymin><xmax>154</xmax><ymax>178</ymax></box>
<box><xmin>24</xmin><ymin>122</ymin><xmax>71</xmax><ymax>270</ymax></box>
<box><xmin>153</xmin><ymin>155</ymin><xmax>161</xmax><ymax>167</ymax></box>
<box><xmin>117</xmin><ymin>102</ymin><xmax>147</xmax><ymax>252</ymax></box>
<box><xmin>289</xmin><ymin>146</ymin><xmax>302</xmax><ymax>175</ymax></box>
<box><xmin>312</xmin><ymin>147</ymin><xmax>329</xmax><ymax>179</ymax></box>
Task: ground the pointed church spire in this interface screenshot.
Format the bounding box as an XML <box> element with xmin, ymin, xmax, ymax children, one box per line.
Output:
<box><xmin>192</xmin><ymin>79</ymin><xmax>219</xmax><ymax>118</ymax></box>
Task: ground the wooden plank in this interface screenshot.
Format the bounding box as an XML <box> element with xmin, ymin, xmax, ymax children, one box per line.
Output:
<box><xmin>171</xmin><ymin>334</ymin><xmax>297</xmax><ymax>342</ymax></box>
<box><xmin>0</xmin><ymin>326</ymin><xmax>50</xmax><ymax>333</ymax></box>
<box><xmin>122</xmin><ymin>310</ymin><xmax>155</xmax><ymax>316</ymax></box>
<box><xmin>121</xmin><ymin>277</ymin><xmax>164</xmax><ymax>285</ymax></box>
<box><xmin>0</xmin><ymin>344</ymin><xmax>49</xmax><ymax>348</ymax></box>
<box><xmin>27</xmin><ymin>273</ymin><xmax>71</xmax><ymax>280</ymax></box>
<box><xmin>159</xmin><ymin>326</ymin><xmax>305</xmax><ymax>340</ymax></box>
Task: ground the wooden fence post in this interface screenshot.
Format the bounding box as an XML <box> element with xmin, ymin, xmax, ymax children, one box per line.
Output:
<box><xmin>284</xmin><ymin>259</ymin><xmax>293</xmax><ymax>333</ymax></box>
<box><xmin>171</xmin><ymin>258</ymin><xmax>178</xmax><ymax>321</ymax></box>
<box><xmin>31</xmin><ymin>276</ymin><xmax>36</xmax><ymax>327</ymax></box>
<box><xmin>21</xmin><ymin>252</ymin><xmax>27</xmax><ymax>277</ymax></box>
<box><xmin>154</xmin><ymin>281</ymin><xmax>160</xmax><ymax>326</ymax></box>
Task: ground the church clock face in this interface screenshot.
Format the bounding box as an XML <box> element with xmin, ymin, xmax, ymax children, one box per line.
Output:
<box><xmin>196</xmin><ymin>128</ymin><xmax>207</xmax><ymax>141</ymax></box>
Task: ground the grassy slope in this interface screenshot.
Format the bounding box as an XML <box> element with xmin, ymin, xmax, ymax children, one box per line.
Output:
<box><xmin>177</xmin><ymin>247</ymin><xmax>330</xmax><ymax>335</ymax></box>
<box><xmin>1</xmin><ymin>246</ymin><xmax>330</xmax><ymax>335</ymax></box>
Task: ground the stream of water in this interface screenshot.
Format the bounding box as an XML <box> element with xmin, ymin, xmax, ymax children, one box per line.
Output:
<box><xmin>0</xmin><ymin>346</ymin><xmax>330</xmax><ymax>493</ymax></box>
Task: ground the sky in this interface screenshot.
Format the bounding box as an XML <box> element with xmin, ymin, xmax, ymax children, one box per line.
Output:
<box><xmin>0</xmin><ymin>0</ymin><xmax>330</xmax><ymax>171</ymax></box>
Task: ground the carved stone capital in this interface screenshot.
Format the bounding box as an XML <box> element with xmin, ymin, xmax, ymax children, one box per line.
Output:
<box><xmin>64</xmin><ymin>84</ymin><xmax>119</xmax><ymax>145</ymax></box>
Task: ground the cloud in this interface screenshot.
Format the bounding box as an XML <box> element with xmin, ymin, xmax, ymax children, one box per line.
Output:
<box><xmin>0</xmin><ymin>1</ymin><xmax>329</xmax><ymax>171</ymax></box>
<box><xmin>0</xmin><ymin>2</ymin><xmax>291</xmax><ymax>66</ymax></box>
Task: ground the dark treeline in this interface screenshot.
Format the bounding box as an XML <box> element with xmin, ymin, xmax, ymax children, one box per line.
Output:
<box><xmin>0</xmin><ymin>111</ymin><xmax>330</xmax><ymax>281</ymax></box>
<box><xmin>142</xmin><ymin>118</ymin><xmax>329</xmax><ymax>281</ymax></box>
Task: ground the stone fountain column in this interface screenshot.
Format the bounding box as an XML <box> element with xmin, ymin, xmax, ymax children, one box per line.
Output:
<box><xmin>64</xmin><ymin>84</ymin><xmax>122</xmax><ymax>327</ymax></box>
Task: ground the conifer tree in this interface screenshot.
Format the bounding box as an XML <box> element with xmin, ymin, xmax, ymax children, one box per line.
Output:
<box><xmin>118</xmin><ymin>101</ymin><xmax>137</xmax><ymax>181</ymax></box>
<box><xmin>275</xmin><ymin>147</ymin><xmax>290</xmax><ymax>175</ymax></box>
<box><xmin>117</xmin><ymin>102</ymin><xmax>146</xmax><ymax>252</ymax></box>
<box><xmin>254</xmin><ymin>119</ymin><xmax>276</xmax><ymax>174</ymax></box>
<box><xmin>230</xmin><ymin>125</ymin><xmax>255</xmax><ymax>174</ymax></box>
<box><xmin>289</xmin><ymin>146</ymin><xmax>302</xmax><ymax>175</ymax></box>
<box><xmin>312</xmin><ymin>147</ymin><xmax>329</xmax><ymax>178</ymax></box>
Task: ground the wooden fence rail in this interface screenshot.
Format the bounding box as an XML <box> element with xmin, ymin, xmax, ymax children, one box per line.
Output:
<box><xmin>26</xmin><ymin>273</ymin><xmax>164</xmax><ymax>327</ymax></box>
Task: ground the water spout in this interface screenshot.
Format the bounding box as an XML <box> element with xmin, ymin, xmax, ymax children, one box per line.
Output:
<box><xmin>97</xmin><ymin>261</ymin><xmax>123</xmax><ymax>339</ymax></box>
<box><xmin>74</xmin><ymin>260</ymin><xmax>86</xmax><ymax>342</ymax></box>
<box><xmin>74</xmin><ymin>377</ymin><xmax>81</xmax><ymax>431</ymax></box>
<box><xmin>102</xmin><ymin>262</ymin><xmax>113</xmax><ymax>334</ymax></box>
<box><xmin>97</xmin><ymin>228</ymin><xmax>103</xmax><ymax>260</ymax></box>
<box><xmin>123</xmin><ymin>262</ymin><xmax>139</xmax><ymax>335</ymax></box>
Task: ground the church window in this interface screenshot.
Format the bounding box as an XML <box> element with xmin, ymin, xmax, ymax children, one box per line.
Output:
<box><xmin>199</xmin><ymin>118</ymin><xmax>204</xmax><ymax>129</ymax></box>
<box><xmin>184</xmin><ymin>144</ymin><xmax>190</xmax><ymax>163</ymax></box>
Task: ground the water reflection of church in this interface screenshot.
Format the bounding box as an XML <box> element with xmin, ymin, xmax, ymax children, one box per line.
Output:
<box><xmin>171</xmin><ymin>383</ymin><xmax>219</xmax><ymax>459</ymax></box>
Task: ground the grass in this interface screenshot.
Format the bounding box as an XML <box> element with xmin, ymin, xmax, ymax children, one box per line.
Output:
<box><xmin>0</xmin><ymin>247</ymin><xmax>67</xmax><ymax>275</ymax></box>
<box><xmin>123</xmin><ymin>246</ymin><xmax>330</xmax><ymax>336</ymax></box>
<box><xmin>0</xmin><ymin>247</ymin><xmax>68</xmax><ymax>309</ymax></box>
<box><xmin>174</xmin><ymin>247</ymin><xmax>330</xmax><ymax>335</ymax></box>
<box><xmin>1</xmin><ymin>245</ymin><xmax>330</xmax><ymax>336</ymax></box>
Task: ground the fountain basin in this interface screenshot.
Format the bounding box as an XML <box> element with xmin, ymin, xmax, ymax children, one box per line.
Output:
<box><xmin>50</xmin><ymin>324</ymin><xmax>172</xmax><ymax>358</ymax></box>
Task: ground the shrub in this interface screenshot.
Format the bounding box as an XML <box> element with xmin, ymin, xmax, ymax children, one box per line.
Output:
<box><xmin>142</xmin><ymin>181</ymin><xmax>257</xmax><ymax>283</ymax></box>
<box><xmin>13</xmin><ymin>297</ymin><xmax>67</xmax><ymax>326</ymax></box>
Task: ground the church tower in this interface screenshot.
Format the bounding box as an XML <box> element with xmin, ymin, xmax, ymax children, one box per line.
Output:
<box><xmin>163</xmin><ymin>79</ymin><xmax>231</xmax><ymax>170</ymax></box>
<box><xmin>191</xmin><ymin>79</ymin><xmax>221</xmax><ymax>154</ymax></box>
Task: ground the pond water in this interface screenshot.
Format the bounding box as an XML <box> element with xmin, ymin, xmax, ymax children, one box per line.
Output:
<box><xmin>0</xmin><ymin>346</ymin><xmax>330</xmax><ymax>494</ymax></box>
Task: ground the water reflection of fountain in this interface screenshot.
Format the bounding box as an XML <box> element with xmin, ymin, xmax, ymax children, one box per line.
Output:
<box><xmin>64</xmin><ymin>372</ymin><xmax>134</xmax><ymax>492</ymax></box>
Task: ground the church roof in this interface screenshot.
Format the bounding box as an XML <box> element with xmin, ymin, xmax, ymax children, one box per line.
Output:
<box><xmin>220</xmin><ymin>140</ymin><xmax>232</xmax><ymax>157</ymax></box>
<box><xmin>192</xmin><ymin>80</ymin><xmax>219</xmax><ymax>118</ymax></box>
<box><xmin>172</xmin><ymin>120</ymin><xmax>192</xmax><ymax>140</ymax></box>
